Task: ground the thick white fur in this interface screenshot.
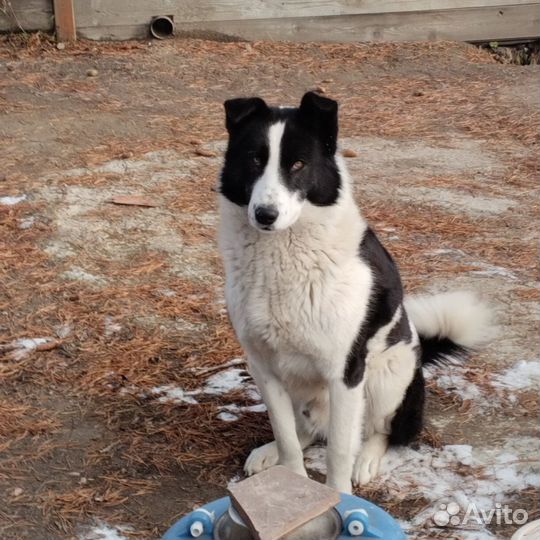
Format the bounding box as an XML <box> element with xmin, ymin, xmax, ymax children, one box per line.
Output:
<box><xmin>404</xmin><ymin>291</ymin><xmax>493</xmax><ymax>348</ymax></box>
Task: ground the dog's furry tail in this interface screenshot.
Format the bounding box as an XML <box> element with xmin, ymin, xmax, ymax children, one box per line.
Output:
<box><xmin>404</xmin><ymin>291</ymin><xmax>493</xmax><ymax>367</ymax></box>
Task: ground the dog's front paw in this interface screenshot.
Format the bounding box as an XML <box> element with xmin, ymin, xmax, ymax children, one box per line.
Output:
<box><xmin>352</xmin><ymin>436</ymin><xmax>387</xmax><ymax>485</ymax></box>
<box><xmin>244</xmin><ymin>441</ymin><xmax>279</xmax><ymax>476</ymax></box>
<box><xmin>352</xmin><ymin>452</ymin><xmax>381</xmax><ymax>485</ymax></box>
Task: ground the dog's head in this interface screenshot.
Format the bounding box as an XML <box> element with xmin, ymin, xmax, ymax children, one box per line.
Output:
<box><xmin>220</xmin><ymin>92</ymin><xmax>342</xmax><ymax>231</ymax></box>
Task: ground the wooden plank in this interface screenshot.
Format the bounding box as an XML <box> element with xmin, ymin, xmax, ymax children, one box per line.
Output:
<box><xmin>180</xmin><ymin>4</ymin><xmax>540</xmax><ymax>42</ymax></box>
<box><xmin>228</xmin><ymin>466</ymin><xmax>340</xmax><ymax>540</ymax></box>
<box><xmin>0</xmin><ymin>0</ymin><xmax>53</xmax><ymax>32</ymax></box>
<box><xmin>77</xmin><ymin>23</ymin><xmax>147</xmax><ymax>41</ymax></box>
<box><xmin>77</xmin><ymin>4</ymin><xmax>540</xmax><ymax>42</ymax></box>
<box><xmin>73</xmin><ymin>0</ymin><xmax>538</xmax><ymax>25</ymax></box>
<box><xmin>53</xmin><ymin>0</ymin><xmax>76</xmax><ymax>40</ymax></box>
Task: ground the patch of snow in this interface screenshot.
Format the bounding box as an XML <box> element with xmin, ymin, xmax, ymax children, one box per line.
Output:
<box><xmin>62</xmin><ymin>267</ymin><xmax>107</xmax><ymax>285</ymax></box>
<box><xmin>470</xmin><ymin>262</ymin><xmax>518</xmax><ymax>281</ymax></box>
<box><xmin>45</xmin><ymin>239</ymin><xmax>77</xmax><ymax>259</ymax></box>
<box><xmin>79</xmin><ymin>523</ymin><xmax>131</xmax><ymax>540</ymax></box>
<box><xmin>457</xmin><ymin>531</ymin><xmax>497</xmax><ymax>540</ymax></box>
<box><xmin>104</xmin><ymin>316</ymin><xmax>122</xmax><ymax>337</ymax></box>
<box><xmin>8</xmin><ymin>337</ymin><xmax>55</xmax><ymax>360</ymax></box>
<box><xmin>150</xmin><ymin>385</ymin><xmax>199</xmax><ymax>405</ymax></box>
<box><xmin>429</xmin><ymin>248</ymin><xmax>466</xmax><ymax>256</ymax></box>
<box><xmin>217</xmin><ymin>411</ymin><xmax>240</xmax><ymax>422</ymax></box>
<box><xmin>203</xmin><ymin>366</ymin><xmax>263</xmax><ymax>407</ymax></box>
<box><xmin>425</xmin><ymin>365</ymin><xmax>489</xmax><ymax>408</ymax></box>
<box><xmin>151</xmin><ymin>362</ymin><xmax>264</xmax><ymax>421</ymax></box>
<box><xmin>203</xmin><ymin>367</ymin><xmax>250</xmax><ymax>395</ymax></box>
<box><xmin>436</xmin><ymin>372</ymin><xmax>484</xmax><ymax>402</ymax></box>
<box><xmin>304</xmin><ymin>446</ymin><xmax>326</xmax><ymax>475</ymax></box>
<box><xmin>0</xmin><ymin>194</ymin><xmax>27</xmax><ymax>205</ymax></box>
<box><xmin>19</xmin><ymin>216</ymin><xmax>35</xmax><ymax>229</ymax></box>
<box><xmin>228</xmin><ymin>474</ymin><xmax>242</xmax><ymax>487</ymax></box>
<box><xmin>426</xmin><ymin>360</ymin><xmax>539</xmax><ymax>411</ymax></box>
<box><xmin>192</xmin><ymin>357</ymin><xmax>244</xmax><ymax>374</ymax></box>
<box><xmin>55</xmin><ymin>323</ymin><xmax>72</xmax><ymax>339</ymax></box>
<box><xmin>428</xmin><ymin>248</ymin><xmax>517</xmax><ymax>281</ymax></box>
<box><xmin>220</xmin><ymin>403</ymin><xmax>267</xmax><ymax>415</ymax></box>
<box><xmin>157</xmin><ymin>288</ymin><xmax>176</xmax><ymax>297</ymax></box>
<box><xmin>493</xmin><ymin>360</ymin><xmax>540</xmax><ymax>391</ymax></box>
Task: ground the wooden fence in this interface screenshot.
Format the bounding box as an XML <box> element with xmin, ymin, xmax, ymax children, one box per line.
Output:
<box><xmin>1</xmin><ymin>0</ymin><xmax>539</xmax><ymax>42</ymax></box>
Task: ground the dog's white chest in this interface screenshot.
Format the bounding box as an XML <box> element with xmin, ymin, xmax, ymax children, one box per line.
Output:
<box><xmin>220</xmin><ymin>207</ymin><xmax>372</xmax><ymax>378</ymax></box>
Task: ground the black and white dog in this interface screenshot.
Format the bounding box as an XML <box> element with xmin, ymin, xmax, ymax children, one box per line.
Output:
<box><xmin>218</xmin><ymin>92</ymin><xmax>491</xmax><ymax>493</ymax></box>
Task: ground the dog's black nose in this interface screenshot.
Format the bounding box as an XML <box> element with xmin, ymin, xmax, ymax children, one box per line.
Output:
<box><xmin>255</xmin><ymin>206</ymin><xmax>279</xmax><ymax>226</ymax></box>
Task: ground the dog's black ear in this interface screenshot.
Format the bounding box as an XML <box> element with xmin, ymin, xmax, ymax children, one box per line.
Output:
<box><xmin>224</xmin><ymin>97</ymin><xmax>269</xmax><ymax>133</ymax></box>
<box><xmin>299</xmin><ymin>92</ymin><xmax>338</xmax><ymax>154</ymax></box>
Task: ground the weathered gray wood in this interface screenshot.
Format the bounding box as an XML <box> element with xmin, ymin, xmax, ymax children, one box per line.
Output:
<box><xmin>73</xmin><ymin>0</ymin><xmax>537</xmax><ymax>25</ymax></box>
<box><xmin>78</xmin><ymin>23</ymin><xmax>148</xmax><ymax>41</ymax></box>
<box><xmin>0</xmin><ymin>0</ymin><xmax>53</xmax><ymax>32</ymax></box>
<box><xmin>76</xmin><ymin>4</ymin><xmax>540</xmax><ymax>43</ymax></box>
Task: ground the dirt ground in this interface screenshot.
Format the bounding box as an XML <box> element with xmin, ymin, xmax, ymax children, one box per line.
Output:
<box><xmin>0</xmin><ymin>34</ymin><xmax>538</xmax><ymax>540</ymax></box>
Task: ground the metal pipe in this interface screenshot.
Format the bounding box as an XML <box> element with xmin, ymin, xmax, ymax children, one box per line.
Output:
<box><xmin>150</xmin><ymin>16</ymin><xmax>174</xmax><ymax>39</ymax></box>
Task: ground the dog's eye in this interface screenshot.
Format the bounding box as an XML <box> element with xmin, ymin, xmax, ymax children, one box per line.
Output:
<box><xmin>291</xmin><ymin>160</ymin><xmax>305</xmax><ymax>172</ymax></box>
<box><xmin>252</xmin><ymin>156</ymin><xmax>262</xmax><ymax>167</ymax></box>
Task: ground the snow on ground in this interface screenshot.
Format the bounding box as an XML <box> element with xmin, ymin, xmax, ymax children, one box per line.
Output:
<box><xmin>104</xmin><ymin>316</ymin><xmax>123</xmax><ymax>337</ymax></box>
<box><xmin>218</xmin><ymin>403</ymin><xmax>267</xmax><ymax>422</ymax></box>
<box><xmin>0</xmin><ymin>194</ymin><xmax>27</xmax><ymax>205</ymax></box>
<box><xmin>203</xmin><ymin>367</ymin><xmax>251</xmax><ymax>395</ymax></box>
<box><xmin>150</xmin><ymin>361</ymin><xmax>263</xmax><ymax>421</ymax></box>
<box><xmin>62</xmin><ymin>267</ymin><xmax>107</xmax><ymax>285</ymax></box>
<box><xmin>425</xmin><ymin>364</ymin><xmax>490</xmax><ymax>410</ymax></box>
<box><xmin>469</xmin><ymin>262</ymin><xmax>518</xmax><ymax>281</ymax></box>
<box><xmin>432</xmin><ymin>369</ymin><xmax>485</xmax><ymax>402</ymax></box>
<box><xmin>148</xmin><ymin>356</ymin><xmax>538</xmax><ymax>536</ymax></box>
<box><xmin>2</xmin><ymin>337</ymin><xmax>56</xmax><ymax>361</ymax></box>
<box><xmin>305</xmin><ymin>436</ymin><xmax>539</xmax><ymax>539</ymax></box>
<box><xmin>150</xmin><ymin>385</ymin><xmax>199</xmax><ymax>405</ymax></box>
<box><xmin>427</xmin><ymin>248</ymin><xmax>518</xmax><ymax>281</ymax></box>
<box><xmin>150</xmin><ymin>356</ymin><xmax>538</xmax><ymax>423</ymax></box>
<box><xmin>19</xmin><ymin>215</ymin><xmax>35</xmax><ymax>229</ymax></box>
<box><xmin>425</xmin><ymin>359</ymin><xmax>539</xmax><ymax>410</ymax></box>
<box><xmin>493</xmin><ymin>361</ymin><xmax>540</xmax><ymax>391</ymax></box>
<box><xmin>79</xmin><ymin>523</ymin><xmax>131</xmax><ymax>540</ymax></box>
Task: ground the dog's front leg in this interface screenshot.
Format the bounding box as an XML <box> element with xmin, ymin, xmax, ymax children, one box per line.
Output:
<box><xmin>326</xmin><ymin>378</ymin><xmax>365</xmax><ymax>493</ymax></box>
<box><xmin>249</xmin><ymin>359</ymin><xmax>306</xmax><ymax>476</ymax></box>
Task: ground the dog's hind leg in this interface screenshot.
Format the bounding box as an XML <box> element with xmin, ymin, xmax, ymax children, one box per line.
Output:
<box><xmin>353</xmin><ymin>432</ymin><xmax>388</xmax><ymax>485</ymax></box>
<box><xmin>353</xmin><ymin>341</ymin><xmax>418</xmax><ymax>485</ymax></box>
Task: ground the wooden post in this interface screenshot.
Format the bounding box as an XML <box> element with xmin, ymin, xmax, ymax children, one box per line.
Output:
<box><xmin>53</xmin><ymin>0</ymin><xmax>76</xmax><ymax>41</ymax></box>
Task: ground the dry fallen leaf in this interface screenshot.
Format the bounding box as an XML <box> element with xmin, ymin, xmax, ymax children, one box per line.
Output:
<box><xmin>35</xmin><ymin>340</ymin><xmax>62</xmax><ymax>352</ymax></box>
<box><xmin>342</xmin><ymin>149</ymin><xmax>358</xmax><ymax>158</ymax></box>
<box><xmin>194</xmin><ymin>147</ymin><xmax>217</xmax><ymax>158</ymax></box>
<box><xmin>109</xmin><ymin>195</ymin><xmax>158</xmax><ymax>207</ymax></box>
